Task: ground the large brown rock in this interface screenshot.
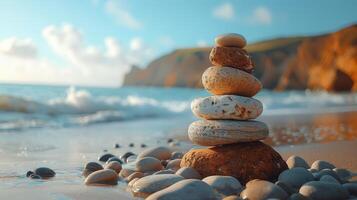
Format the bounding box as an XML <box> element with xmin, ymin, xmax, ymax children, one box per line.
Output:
<box><xmin>180</xmin><ymin>142</ymin><xmax>288</xmax><ymax>184</ymax></box>
<box><xmin>209</xmin><ymin>46</ymin><xmax>254</xmax><ymax>73</ymax></box>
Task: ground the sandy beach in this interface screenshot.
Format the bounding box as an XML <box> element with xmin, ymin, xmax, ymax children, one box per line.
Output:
<box><xmin>0</xmin><ymin>109</ymin><xmax>356</xmax><ymax>199</ymax></box>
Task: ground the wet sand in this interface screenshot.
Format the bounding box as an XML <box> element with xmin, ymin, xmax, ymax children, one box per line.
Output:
<box><xmin>0</xmin><ymin>111</ymin><xmax>356</xmax><ymax>199</ymax></box>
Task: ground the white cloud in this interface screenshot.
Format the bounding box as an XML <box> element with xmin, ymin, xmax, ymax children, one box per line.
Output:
<box><xmin>0</xmin><ymin>37</ymin><xmax>37</xmax><ymax>59</ymax></box>
<box><xmin>213</xmin><ymin>2</ymin><xmax>235</xmax><ymax>20</ymax></box>
<box><xmin>0</xmin><ymin>24</ymin><xmax>155</xmax><ymax>87</ymax></box>
<box><xmin>250</xmin><ymin>6</ymin><xmax>272</xmax><ymax>25</ymax></box>
<box><xmin>197</xmin><ymin>40</ymin><xmax>208</xmax><ymax>47</ymax></box>
<box><xmin>105</xmin><ymin>0</ymin><xmax>142</xmax><ymax>29</ymax></box>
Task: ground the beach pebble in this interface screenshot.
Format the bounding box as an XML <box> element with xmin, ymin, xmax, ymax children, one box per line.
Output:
<box><xmin>181</xmin><ymin>141</ymin><xmax>287</xmax><ymax>184</ymax></box>
<box><xmin>98</xmin><ymin>153</ymin><xmax>115</xmax><ymax>162</ymax></box>
<box><xmin>136</xmin><ymin>157</ymin><xmax>163</xmax><ymax>172</ymax></box>
<box><xmin>114</xmin><ymin>143</ymin><xmax>120</xmax><ymax>148</ymax></box>
<box><xmin>240</xmin><ymin>179</ymin><xmax>288</xmax><ymax>200</ymax></box>
<box><xmin>141</xmin><ymin>144</ymin><xmax>147</xmax><ymax>148</ymax></box>
<box><xmin>104</xmin><ymin>161</ymin><xmax>122</xmax><ymax>174</ymax></box>
<box><xmin>315</xmin><ymin>169</ymin><xmax>342</xmax><ymax>183</ymax></box>
<box><xmin>288</xmin><ymin>193</ymin><xmax>311</xmax><ymax>200</ymax></box>
<box><xmin>278</xmin><ymin>167</ymin><xmax>314</xmax><ymax>189</ymax></box>
<box><xmin>119</xmin><ymin>168</ymin><xmax>135</xmax><ymax>179</ymax></box>
<box><xmin>84</xmin><ymin>169</ymin><xmax>118</xmax><ymax>185</ymax></box>
<box><xmin>126</xmin><ymin>172</ymin><xmax>145</xmax><ymax>183</ymax></box>
<box><xmin>209</xmin><ymin>46</ymin><xmax>253</xmax><ymax>73</ymax></box>
<box><xmin>127</xmin><ymin>155</ymin><xmax>137</xmax><ymax>163</ymax></box>
<box><xmin>165</xmin><ymin>159</ymin><xmax>181</xmax><ymax>171</ymax></box>
<box><xmin>299</xmin><ymin>181</ymin><xmax>349</xmax><ymax>200</ymax></box>
<box><xmin>310</xmin><ymin>160</ymin><xmax>336</xmax><ymax>171</ymax></box>
<box><xmin>129</xmin><ymin>143</ymin><xmax>134</xmax><ymax>147</ymax></box>
<box><xmin>202</xmin><ymin>66</ymin><xmax>262</xmax><ymax>97</ymax></box>
<box><xmin>215</xmin><ymin>33</ymin><xmax>247</xmax><ymax>48</ymax></box>
<box><xmin>120</xmin><ymin>152</ymin><xmax>136</xmax><ymax>163</ymax></box>
<box><xmin>320</xmin><ymin>175</ymin><xmax>340</xmax><ymax>184</ymax></box>
<box><xmin>138</xmin><ymin>146</ymin><xmax>172</xmax><ymax>161</ymax></box>
<box><xmin>128</xmin><ymin>177</ymin><xmax>140</xmax><ymax>189</ymax></box>
<box><xmin>146</xmin><ymin>179</ymin><xmax>217</xmax><ymax>200</ymax></box>
<box><xmin>82</xmin><ymin>162</ymin><xmax>103</xmax><ymax>177</ymax></box>
<box><xmin>171</xmin><ymin>151</ymin><xmax>184</xmax><ymax>160</ymax></box>
<box><xmin>286</xmin><ymin>155</ymin><xmax>309</xmax><ymax>169</ymax></box>
<box><xmin>26</xmin><ymin>171</ymin><xmax>34</xmax><ymax>177</ymax></box>
<box><xmin>131</xmin><ymin>174</ymin><xmax>184</xmax><ymax>198</ymax></box>
<box><xmin>276</xmin><ymin>181</ymin><xmax>296</xmax><ymax>195</ymax></box>
<box><xmin>191</xmin><ymin>95</ymin><xmax>263</xmax><ymax>120</ymax></box>
<box><xmin>223</xmin><ymin>195</ymin><xmax>242</xmax><ymax>200</ymax></box>
<box><xmin>30</xmin><ymin>174</ymin><xmax>42</xmax><ymax>179</ymax></box>
<box><xmin>343</xmin><ymin>183</ymin><xmax>357</xmax><ymax>196</ymax></box>
<box><xmin>34</xmin><ymin>167</ymin><xmax>56</xmax><ymax>179</ymax></box>
<box><xmin>333</xmin><ymin>168</ymin><xmax>352</xmax><ymax>182</ymax></box>
<box><xmin>106</xmin><ymin>156</ymin><xmax>123</xmax><ymax>164</ymax></box>
<box><xmin>154</xmin><ymin>169</ymin><xmax>176</xmax><ymax>175</ymax></box>
<box><xmin>188</xmin><ymin>120</ymin><xmax>269</xmax><ymax>146</ymax></box>
<box><xmin>202</xmin><ymin>175</ymin><xmax>242</xmax><ymax>196</ymax></box>
<box><xmin>175</xmin><ymin>167</ymin><xmax>202</xmax><ymax>179</ymax></box>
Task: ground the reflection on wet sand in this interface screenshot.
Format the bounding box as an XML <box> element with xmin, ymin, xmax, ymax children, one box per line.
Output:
<box><xmin>261</xmin><ymin>111</ymin><xmax>357</xmax><ymax>146</ymax></box>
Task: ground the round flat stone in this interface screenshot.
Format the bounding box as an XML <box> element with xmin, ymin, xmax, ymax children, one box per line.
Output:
<box><xmin>104</xmin><ymin>161</ymin><xmax>122</xmax><ymax>174</ymax></box>
<box><xmin>165</xmin><ymin>159</ymin><xmax>181</xmax><ymax>171</ymax></box>
<box><xmin>132</xmin><ymin>174</ymin><xmax>184</xmax><ymax>198</ymax></box>
<box><xmin>34</xmin><ymin>167</ymin><xmax>56</xmax><ymax>179</ymax></box>
<box><xmin>137</xmin><ymin>147</ymin><xmax>172</xmax><ymax>161</ymax></box>
<box><xmin>191</xmin><ymin>95</ymin><xmax>263</xmax><ymax>120</ymax></box>
<box><xmin>84</xmin><ymin>169</ymin><xmax>118</xmax><ymax>185</ymax></box>
<box><xmin>240</xmin><ymin>179</ymin><xmax>288</xmax><ymax>200</ymax></box>
<box><xmin>215</xmin><ymin>33</ymin><xmax>247</xmax><ymax>48</ymax></box>
<box><xmin>188</xmin><ymin>120</ymin><xmax>269</xmax><ymax>146</ymax></box>
<box><xmin>146</xmin><ymin>179</ymin><xmax>216</xmax><ymax>200</ymax></box>
<box><xmin>210</xmin><ymin>46</ymin><xmax>253</xmax><ymax>72</ymax></box>
<box><xmin>278</xmin><ymin>167</ymin><xmax>314</xmax><ymax>190</ymax></box>
<box><xmin>202</xmin><ymin>66</ymin><xmax>262</xmax><ymax>97</ymax></box>
<box><xmin>136</xmin><ymin>157</ymin><xmax>163</xmax><ymax>172</ymax></box>
<box><xmin>286</xmin><ymin>155</ymin><xmax>309</xmax><ymax>169</ymax></box>
<box><xmin>181</xmin><ymin>142</ymin><xmax>287</xmax><ymax>184</ymax></box>
<box><xmin>83</xmin><ymin>162</ymin><xmax>103</xmax><ymax>177</ymax></box>
<box><xmin>299</xmin><ymin>181</ymin><xmax>349</xmax><ymax>200</ymax></box>
<box><xmin>202</xmin><ymin>175</ymin><xmax>242</xmax><ymax>196</ymax></box>
<box><xmin>175</xmin><ymin>167</ymin><xmax>202</xmax><ymax>179</ymax></box>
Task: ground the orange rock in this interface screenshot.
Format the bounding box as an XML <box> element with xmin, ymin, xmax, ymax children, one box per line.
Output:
<box><xmin>209</xmin><ymin>46</ymin><xmax>254</xmax><ymax>73</ymax></box>
<box><xmin>180</xmin><ymin>142</ymin><xmax>287</xmax><ymax>184</ymax></box>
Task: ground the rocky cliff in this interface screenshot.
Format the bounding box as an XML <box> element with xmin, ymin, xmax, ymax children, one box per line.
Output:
<box><xmin>123</xmin><ymin>24</ymin><xmax>357</xmax><ymax>91</ymax></box>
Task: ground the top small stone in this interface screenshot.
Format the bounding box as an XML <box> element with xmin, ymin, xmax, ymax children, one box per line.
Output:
<box><xmin>215</xmin><ymin>33</ymin><xmax>247</xmax><ymax>48</ymax></box>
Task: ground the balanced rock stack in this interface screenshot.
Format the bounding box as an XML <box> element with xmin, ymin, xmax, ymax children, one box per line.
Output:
<box><xmin>181</xmin><ymin>33</ymin><xmax>288</xmax><ymax>184</ymax></box>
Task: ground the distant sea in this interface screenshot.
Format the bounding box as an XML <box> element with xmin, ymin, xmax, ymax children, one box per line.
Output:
<box><xmin>1</xmin><ymin>83</ymin><xmax>357</xmax><ymax>132</ymax></box>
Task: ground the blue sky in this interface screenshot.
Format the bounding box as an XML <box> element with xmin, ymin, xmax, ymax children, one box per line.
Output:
<box><xmin>0</xmin><ymin>0</ymin><xmax>356</xmax><ymax>87</ymax></box>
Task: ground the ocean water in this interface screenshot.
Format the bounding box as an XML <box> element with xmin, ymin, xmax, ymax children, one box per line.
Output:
<box><xmin>1</xmin><ymin>83</ymin><xmax>357</xmax><ymax>132</ymax></box>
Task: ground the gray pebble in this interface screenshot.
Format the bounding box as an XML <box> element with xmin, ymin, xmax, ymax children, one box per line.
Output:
<box><xmin>175</xmin><ymin>167</ymin><xmax>201</xmax><ymax>179</ymax></box>
<box><xmin>98</xmin><ymin>153</ymin><xmax>115</xmax><ymax>162</ymax></box>
<box><xmin>146</xmin><ymin>179</ymin><xmax>216</xmax><ymax>200</ymax></box>
<box><xmin>343</xmin><ymin>183</ymin><xmax>357</xmax><ymax>196</ymax></box>
<box><xmin>278</xmin><ymin>167</ymin><xmax>314</xmax><ymax>189</ymax></box>
<box><xmin>315</xmin><ymin>169</ymin><xmax>342</xmax><ymax>183</ymax></box>
<box><xmin>299</xmin><ymin>181</ymin><xmax>349</xmax><ymax>200</ymax></box>
<box><xmin>276</xmin><ymin>181</ymin><xmax>296</xmax><ymax>195</ymax></box>
<box><xmin>320</xmin><ymin>175</ymin><xmax>340</xmax><ymax>184</ymax></box>
<box><xmin>202</xmin><ymin>175</ymin><xmax>242</xmax><ymax>196</ymax></box>
<box><xmin>82</xmin><ymin>162</ymin><xmax>103</xmax><ymax>177</ymax></box>
<box><xmin>34</xmin><ymin>167</ymin><xmax>56</xmax><ymax>178</ymax></box>
<box><xmin>286</xmin><ymin>155</ymin><xmax>309</xmax><ymax>169</ymax></box>
<box><xmin>240</xmin><ymin>179</ymin><xmax>288</xmax><ymax>200</ymax></box>
<box><xmin>310</xmin><ymin>160</ymin><xmax>336</xmax><ymax>171</ymax></box>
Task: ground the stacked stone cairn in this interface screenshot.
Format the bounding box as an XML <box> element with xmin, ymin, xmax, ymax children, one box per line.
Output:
<box><xmin>181</xmin><ymin>33</ymin><xmax>288</xmax><ymax>184</ymax></box>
